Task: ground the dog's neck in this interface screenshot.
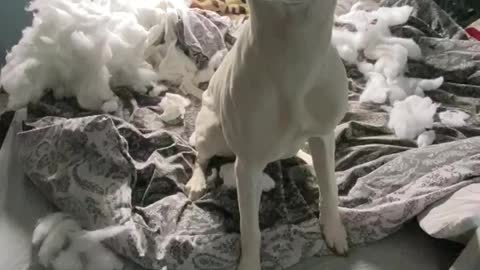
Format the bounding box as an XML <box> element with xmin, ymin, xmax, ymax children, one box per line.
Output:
<box><xmin>243</xmin><ymin>0</ymin><xmax>338</xmax><ymax>92</ymax></box>
<box><xmin>247</xmin><ymin>0</ymin><xmax>337</xmax><ymax>50</ymax></box>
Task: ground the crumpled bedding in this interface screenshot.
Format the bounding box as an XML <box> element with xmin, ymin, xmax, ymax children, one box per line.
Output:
<box><xmin>177</xmin><ymin>8</ymin><xmax>235</xmax><ymax>69</ymax></box>
<box><xmin>13</xmin><ymin>0</ymin><xmax>480</xmax><ymax>270</ymax></box>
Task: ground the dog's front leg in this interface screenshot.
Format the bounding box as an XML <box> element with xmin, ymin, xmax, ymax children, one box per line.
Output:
<box><xmin>235</xmin><ymin>158</ymin><xmax>262</xmax><ymax>270</ymax></box>
<box><xmin>309</xmin><ymin>133</ymin><xmax>349</xmax><ymax>255</ymax></box>
<box><xmin>186</xmin><ymin>157</ymin><xmax>209</xmax><ymax>200</ymax></box>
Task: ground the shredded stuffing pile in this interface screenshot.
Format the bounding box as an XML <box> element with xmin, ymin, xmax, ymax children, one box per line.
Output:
<box><xmin>387</xmin><ymin>95</ymin><xmax>438</xmax><ymax>140</ymax></box>
<box><xmin>0</xmin><ymin>0</ymin><xmax>224</xmax><ymax>112</ymax></box>
<box><xmin>332</xmin><ymin>2</ymin><xmax>448</xmax><ymax>145</ymax></box>
<box><xmin>439</xmin><ymin>110</ymin><xmax>470</xmax><ymax>127</ymax></box>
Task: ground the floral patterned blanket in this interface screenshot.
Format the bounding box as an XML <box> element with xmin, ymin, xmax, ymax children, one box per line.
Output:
<box><xmin>17</xmin><ymin>0</ymin><xmax>480</xmax><ymax>269</ymax></box>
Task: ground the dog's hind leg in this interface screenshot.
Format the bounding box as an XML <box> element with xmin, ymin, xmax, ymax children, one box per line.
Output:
<box><xmin>186</xmin><ymin>106</ymin><xmax>232</xmax><ymax>200</ymax></box>
<box><xmin>235</xmin><ymin>157</ymin><xmax>264</xmax><ymax>270</ymax></box>
<box><xmin>309</xmin><ymin>132</ymin><xmax>349</xmax><ymax>255</ymax></box>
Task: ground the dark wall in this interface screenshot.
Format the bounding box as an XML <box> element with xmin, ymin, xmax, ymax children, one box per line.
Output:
<box><xmin>434</xmin><ymin>0</ymin><xmax>480</xmax><ymax>27</ymax></box>
<box><xmin>0</xmin><ymin>0</ymin><xmax>32</xmax><ymax>66</ymax></box>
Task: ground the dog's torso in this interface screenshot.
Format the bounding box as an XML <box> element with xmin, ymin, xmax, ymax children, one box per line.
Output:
<box><xmin>188</xmin><ymin>2</ymin><xmax>350</xmax><ymax>265</ymax></box>
<box><xmin>201</xmin><ymin>0</ymin><xmax>347</xmax><ymax>162</ymax></box>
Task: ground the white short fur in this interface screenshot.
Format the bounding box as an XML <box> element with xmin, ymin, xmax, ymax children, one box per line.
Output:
<box><xmin>185</xmin><ymin>0</ymin><xmax>349</xmax><ymax>269</ymax></box>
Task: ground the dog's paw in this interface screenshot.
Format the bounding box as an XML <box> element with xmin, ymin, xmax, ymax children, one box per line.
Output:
<box><xmin>185</xmin><ymin>176</ymin><xmax>207</xmax><ymax>201</ymax></box>
<box><xmin>322</xmin><ymin>217</ymin><xmax>349</xmax><ymax>256</ymax></box>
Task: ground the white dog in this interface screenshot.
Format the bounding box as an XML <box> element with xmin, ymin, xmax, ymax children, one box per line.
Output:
<box><xmin>186</xmin><ymin>0</ymin><xmax>349</xmax><ymax>269</ymax></box>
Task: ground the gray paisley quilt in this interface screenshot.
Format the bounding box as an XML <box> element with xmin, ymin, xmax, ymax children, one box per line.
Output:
<box><xmin>16</xmin><ymin>0</ymin><xmax>480</xmax><ymax>269</ymax></box>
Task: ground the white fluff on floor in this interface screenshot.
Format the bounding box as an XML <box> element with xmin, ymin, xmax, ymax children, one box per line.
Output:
<box><xmin>333</xmin><ymin>4</ymin><xmax>445</xmax><ymax>144</ymax></box>
<box><xmin>439</xmin><ymin>110</ymin><xmax>470</xmax><ymax>127</ymax></box>
<box><xmin>159</xmin><ymin>92</ymin><xmax>191</xmax><ymax>122</ymax></box>
<box><xmin>417</xmin><ymin>130</ymin><xmax>436</xmax><ymax>148</ymax></box>
<box><xmin>388</xmin><ymin>96</ymin><xmax>438</xmax><ymax>140</ymax></box>
<box><xmin>333</xmin><ymin>4</ymin><xmax>438</xmax><ymax>104</ymax></box>
<box><xmin>150</xmin><ymin>83</ymin><xmax>169</xmax><ymax>97</ymax></box>
<box><xmin>220</xmin><ymin>162</ymin><xmax>276</xmax><ymax>192</ymax></box>
<box><xmin>0</xmin><ymin>0</ymin><xmax>199</xmax><ymax>111</ymax></box>
<box><xmin>333</xmin><ymin>5</ymin><xmax>419</xmax><ymax>64</ymax></box>
<box><xmin>32</xmin><ymin>212</ymin><xmax>129</xmax><ymax>270</ymax></box>
<box><xmin>360</xmin><ymin>74</ymin><xmax>444</xmax><ymax>104</ymax></box>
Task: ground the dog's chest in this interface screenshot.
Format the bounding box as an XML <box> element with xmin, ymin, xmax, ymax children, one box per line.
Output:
<box><xmin>285</xmin><ymin>83</ymin><xmax>347</xmax><ymax>135</ymax></box>
<box><xmin>210</xmin><ymin>22</ymin><xmax>348</xmax><ymax>160</ymax></box>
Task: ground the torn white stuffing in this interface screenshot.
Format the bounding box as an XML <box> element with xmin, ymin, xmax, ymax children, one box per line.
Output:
<box><xmin>374</xmin><ymin>6</ymin><xmax>414</xmax><ymax>27</ymax></box>
<box><xmin>388</xmin><ymin>96</ymin><xmax>438</xmax><ymax>140</ymax></box>
<box><xmin>333</xmin><ymin>4</ymin><xmax>428</xmax><ymax>106</ymax></box>
<box><xmin>381</xmin><ymin>36</ymin><xmax>422</xmax><ymax>60</ymax></box>
<box><xmin>360</xmin><ymin>73</ymin><xmax>444</xmax><ymax>105</ymax></box>
<box><xmin>360</xmin><ymin>72</ymin><xmax>390</xmax><ymax>104</ymax></box>
<box><xmin>439</xmin><ymin>110</ymin><xmax>470</xmax><ymax>127</ymax></box>
<box><xmin>370</xmin><ymin>44</ymin><xmax>408</xmax><ymax>79</ymax></box>
<box><xmin>331</xmin><ymin>30</ymin><xmax>359</xmax><ymax>64</ymax></box>
<box><xmin>333</xmin><ymin>4</ymin><xmax>445</xmax><ymax>143</ymax></box>
<box><xmin>369</xmin><ymin>76</ymin><xmax>444</xmax><ymax>104</ymax></box>
<box><xmin>417</xmin><ymin>130</ymin><xmax>436</xmax><ymax>148</ymax></box>
<box><xmin>0</xmin><ymin>0</ymin><xmax>210</xmax><ymax>111</ymax></box>
<box><xmin>101</xmin><ymin>98</ymin><xmax>119</xmax><ymax>113</ymax></box>
<box><xmin>387</xmin><ymin>76</ymin><xmax>444</xmax><ymax>99</ymax></box>
<box><xmin>150</xmin><ymin>83</ymin><xmax>169</xmax><ymax>97</ymax></box>
<box><xmin>159</xmin><ymin>93</ymin><xmax>191</xmax><ymax>122</ymax></box>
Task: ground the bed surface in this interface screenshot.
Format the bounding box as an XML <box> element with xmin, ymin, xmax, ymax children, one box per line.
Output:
<box><xmin>0</xmin><ymin>111</ymin><xmax>463</xmax><ymax>270</ymax></box>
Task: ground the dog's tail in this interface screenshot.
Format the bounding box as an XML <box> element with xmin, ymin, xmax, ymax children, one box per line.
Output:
<box><xmin>78</xmin><ymin>224</ymin><xmax>128</xmax><ymax>242</ymax></box>
<box><xmin>72</xmin><ymin>224</ymin><xmax>129</xmax><ymax>251</ymax></box>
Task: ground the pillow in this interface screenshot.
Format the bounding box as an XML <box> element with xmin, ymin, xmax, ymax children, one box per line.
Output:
<box><xmin>418</xmin><ymin>183</ymin><xmax>480</xmax><ymax>244</ymax></box>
